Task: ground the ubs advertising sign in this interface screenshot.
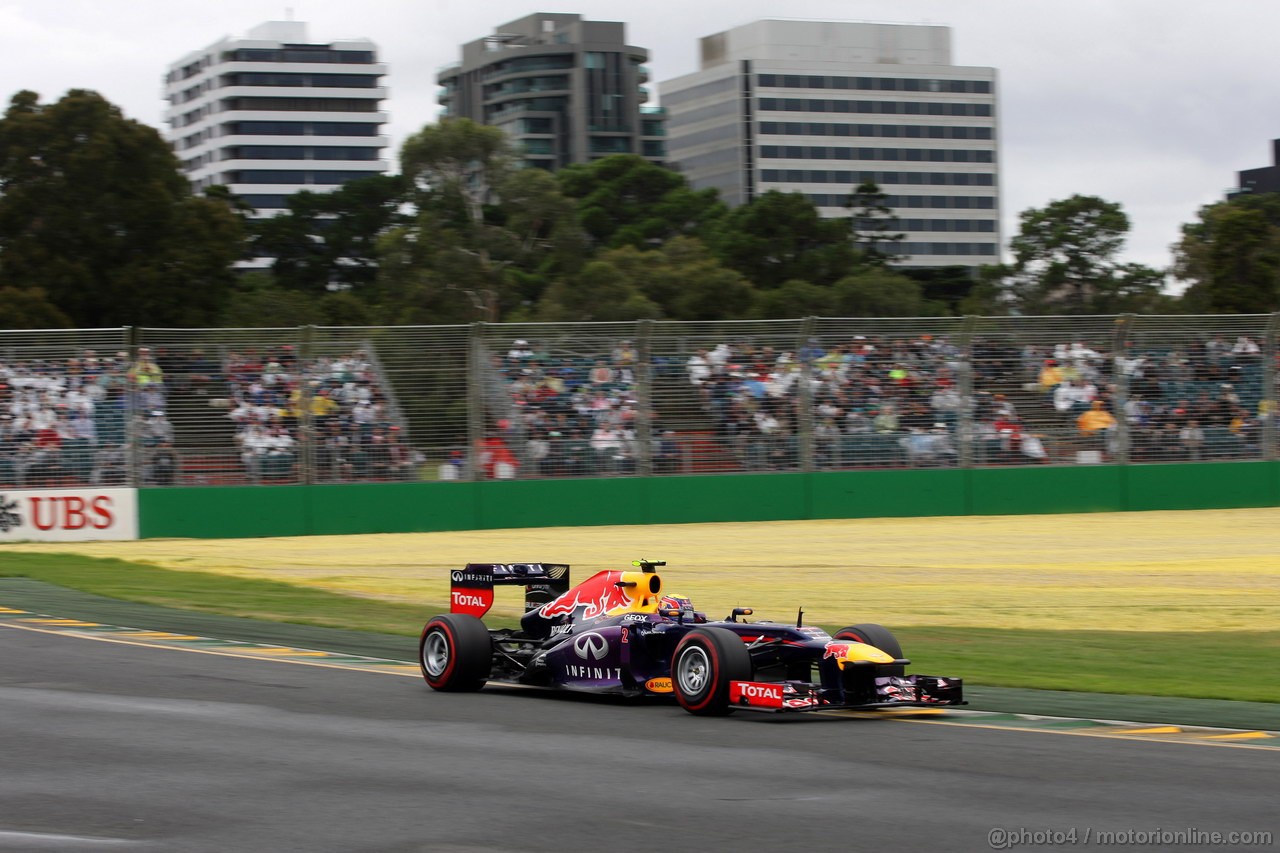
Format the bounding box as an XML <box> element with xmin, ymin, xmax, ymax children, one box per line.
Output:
<box><xmin>0</xmin><ymin>488</ymin><xmax>138</xmax><ymax>542</ymax></box>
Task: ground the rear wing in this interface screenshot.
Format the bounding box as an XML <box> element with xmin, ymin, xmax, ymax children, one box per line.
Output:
<box><xmin>450</xmin><ymin>563</ymin><xmax>571</xmax><ymax>619</ymax></box>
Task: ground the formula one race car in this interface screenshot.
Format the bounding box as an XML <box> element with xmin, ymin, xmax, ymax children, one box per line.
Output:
<box><xmin>419</xmin><ymin>560</ymin><xmax>963</xmax><ymax>715</ymax></box>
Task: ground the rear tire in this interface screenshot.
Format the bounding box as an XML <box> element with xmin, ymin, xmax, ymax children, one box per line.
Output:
<box><xmin>420</xmin><ymin>613</ymin><xmax>491</xmax><ymax>692</ymax></box>
<box><xmin>834</xmin><ymin>623</ymin><xmax>905</xmax><ymax>677</ymax></box>
<box><xmin>672</xmin><ymin>627</ymin><xmax>752</xmax><ymax>716</ymax></box>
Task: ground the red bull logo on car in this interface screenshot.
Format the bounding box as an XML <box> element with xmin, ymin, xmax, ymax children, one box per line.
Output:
<box><xmin>538</xmin><ymin>571</ymin><xmax>636</xmax><ymax>621</ymax></box>
<box><xmin>823</xmin><ymin>642</ymin><xmax>853</xmax><ymax>661</ymax></box>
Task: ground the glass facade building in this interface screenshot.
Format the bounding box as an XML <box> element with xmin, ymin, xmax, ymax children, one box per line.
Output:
<box><xmin>659</xmin><ymin>20</ymin><xmax>1000</xmax><ymax>268</ymax></box>
<box><xmin>438</xmin><ymin>13</ymin><xmax>664</xmax><ymax>169</ymax></box>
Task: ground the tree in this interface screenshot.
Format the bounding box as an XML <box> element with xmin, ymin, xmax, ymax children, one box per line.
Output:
<box><xmin>537</xmin><ymin>259</ymin><xmax>661</xmax><ymax>322</ymax></box>
<box><xmin>832</xmin><ymin>269</ymin><xmax>939</xmax><ymax>316</ymax></box>
<box><xmin>537</xmin><ymin>237</ymin><xmax>753</xmax><ymax>321</ymax></box>
<box><xmin>751</xmin><ymin>279</ymin><xmax>836</xmax><ymax>319</ymax></box>
<box><xmin>0</xmin><ymin>89</ymin><xmax>242</xmax><ymax>326</ymax></box>
<box><xmin>556</xmin><ymin>154</ymin><xmax>725</xmax><ymax>249</ymax></box>
<box><xmin>1003</xmin><ymin>194</ymin><xmax>1164</xmax><ymax>314</ymax></box>
<box><xmin>0</xmin><ymin>286</ymin><xmax>72</xmax><ymax>329</ymax></box>
<box><xmin>219</xmin><ymin>272</ymin><xmax>322</xmax><ymax>327</ymax></box>
<box><xmin>706</xmin><ymin>191</ymin><xmax>857</xmax><ymax>289</ymax></box>
<box><xmin>846</xmin><ymin>180</ymin><xmax>905</xmax><ymax>265</ymax></box>
<box><xmin>1174</xmin><ymin>194</ymin><xmax>1280</xmax><ymax>313</ymax></box>
<box><xmin>387</xmin><ymin>119</ymin><xmax>584</xmax><ymax>322</ymax></box>
<box><xmin>248</xmin><ymin>174</ymin><xmax>409</xmax><ymax>295</ymax></box>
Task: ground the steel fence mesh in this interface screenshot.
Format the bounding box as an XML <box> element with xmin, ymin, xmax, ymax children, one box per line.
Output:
<box><xmin>1</xmin><ymin>316</ymin><xmax>1276</xmax><ymax>490</ymax></box>
<box><xmin>137</xmin><ymin>327</ymin><xmax>304</xmax><ymax>486</ymax></box>
<box><xmin>1125</xmin><ymin>315</ymin><xmax>1273</xmax><ymax>463</ymax></box>
<box><xmin>648</xmin><ymin>320</ymin><xmax>810</xmax><ymax>475</ymax></box>
<box><xmin>967</xmin><ymin>315</ymin><xmax>1125</xmax><ymax>466</ymax></box>
<box><xmin>477</xmin><ymin>321</ymin><xmax>645</xmax><ymax>479</ymax></box>
<box><xmin>0</xmin><ymin>328</ymin><xmax>130</xmax><ymax>489</ymax></box>
<box><xmin>311</xmin><ymin>326</ymin><xmax>471</xmax><ymax>483</ymax></box>
<box><xmin>808</xmin><ymin>317</ymin><xmax>972</xmax><ymax>469</ymax></box>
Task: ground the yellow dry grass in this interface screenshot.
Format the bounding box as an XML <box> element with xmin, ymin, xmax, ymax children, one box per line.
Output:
<box><xmin>7</xmin><ymin>507</ymin><xmax>1278</xmax><ymax>632</ymax></box>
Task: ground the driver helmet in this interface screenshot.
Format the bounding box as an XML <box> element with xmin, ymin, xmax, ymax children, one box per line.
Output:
<box><xmin>659</xmin><ymin>594</ymin><xmax>706</xmax><ymax>622</ymax></box>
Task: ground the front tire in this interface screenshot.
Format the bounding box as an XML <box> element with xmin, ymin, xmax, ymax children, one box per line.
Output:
<box><xmin>834</xmin><ymin>623</ymin><xmax>905</xmax><ymax>676</ymax></box>
<box><xmin>419</xmin><ymin>613</ymin><xmax>491</xmax><ymax>692</ymax></box>
<box><xmin>672</xmin><ymin>627</ymin><xmax>752</xmax><ymax>716</ymax></box>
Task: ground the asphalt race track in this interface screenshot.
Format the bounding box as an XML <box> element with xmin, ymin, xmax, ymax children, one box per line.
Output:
<box><xmin>1</xmin><ymin>627</ymin><xmax>1275</xmax><ymax>853</ymax></box>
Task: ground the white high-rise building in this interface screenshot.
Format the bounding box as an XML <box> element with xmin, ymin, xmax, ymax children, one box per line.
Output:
<box><xmin>163</xmin><ymin>21</ymin><xmax>389</xmax><ymax>215</ymax></box>
<box><xmin>660</xmin><ymin>20</ymin><xmax>999</xmax><ymax>267</ymax></box>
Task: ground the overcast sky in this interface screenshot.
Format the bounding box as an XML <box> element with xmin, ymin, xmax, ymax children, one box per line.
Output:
<box><xmin>1</xmin><ymin>0</ymin><xmax>1275</xmax><ymax>273</ymax></box>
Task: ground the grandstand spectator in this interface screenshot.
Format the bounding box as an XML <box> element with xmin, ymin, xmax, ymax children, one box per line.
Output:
<box><xmin>1038</xmin><ymin>359</ymin><xmax>1064</xmax><ymax>395</ymax></box>
<box><xmin>316</xmin><ymin>419</ymin><xmax>355</xmax><ymax>482</ymax></box>
<box><xmin>1179</xmin><ymin>420</ymin><xmax>1205</xmax><ymax>461</ymax></box>
<box><xmin>814</xmin><ymin>417</ymin><xmax>840</xmax><ymax>468</ymax></box>
<box><xmin>687</xmin><ymin>349</ymin><xmax>711</xmax><ymax>386</ymax></box>
<box><xmin>478</xmin><ymin>432</ymin><xmax>518</xmax><ymax>479</ymax></box>
<box><xmin>0</xmin><ymin>414</ymin><xmax>16</xmax><ymax>486</ymax></box>
<box><xmin>872</xmin><ymin>404</ymin><xmax>899</xmax><ymax>434</ymax></box>
<box><xmin>1053</xmin><ymin>380</ymin><xmax>1094</xmax><ymax>419</ymax></box>
<box><xmin>900</xmin><ymin>423</ymin><xmax>956</xmax><ymax>467</ymax></box>
<box><xmin>21</xmin><ymin>419</ymin><xmax>62</xmax><ymax>486</ymax></box>
<box><xmin>508</xmin><ymin>339</ymin><xmax>533</xmax><ymax>362</ymax></box>
<box><xmin>263</xmin><ymin>425</ymin><xmax>297</xmax><ymax>480</ymax></box>
<box><xmin>653</xmin><ymin>430</ymin><xmax>680</xmax><ymax>474</ymax></box>
<box><xmin>589</xmin><ymin>359</ymin><xmax>614</xmax><ymax>387</ymax></box>
<box><xmin>128</xmin><ymin>347</ymin><xmax>165</xmax><ymax>401</ymax></box>
<box><xmin>92</xmin><ymin>442</ymin><xmax>127</xmax><ymax>486</ymax></box>
<box><xmin>146</xmin><ymin>440</ymin><xmax>178</xmax><ymax>485</ymax></box>
<box><xmin>1154</xmin><ymin>421</ymin><xmax>1183</xmax><ymax>461</ymax></box>
<box><xmin>238</xmin><ymin>422</ymin><xmax>271</xmax><ymax>481</ymax></box>
<box><xmin>590</xmin><ymin>423</ymin><xmax>626</xmax><ymax>472</ymax></box>
<box><xmin>139</xmin><ymin>410</ymin><xmax>174</xmax><ymax>447</ymax></box>
<box><xmin>1076</xmin><ymin>400</ymin><xmax>1117</xmax><ymax>457</ymax></box>
<box><xmin>1229</xmin><ymin>407</ymin><xmax>1258</xmax><ymax>456</ymax></box>
<box><xmin>1232</xmin><ymin>336</ymin><xmax>1261</xmax><ymax>359</ymax></box>
<box><xmin>186</xmin><ymin>349</ymin><xmax>218</xmax><ymax>396</ymax></box>
<box><xmin>437</xmin><ymin>449</ymin><xmax>467</xmax><ymax>481</ymax></box>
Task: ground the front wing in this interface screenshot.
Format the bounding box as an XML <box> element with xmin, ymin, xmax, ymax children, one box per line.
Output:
<box><xmin>729</xmin><ymin>675</ymin><xmax>965</xmax><ymax>713</ymax></box>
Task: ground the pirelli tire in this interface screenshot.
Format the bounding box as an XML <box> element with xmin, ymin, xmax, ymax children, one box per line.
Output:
<box><xmin>672</xmin><ymin>627</ymin><xmax>752</xmax><ymax>716</ymax></box>
<box><xmin>835</xmin><ymin>623</ymin><xmax>905</xmax><ymax>677</ymax></box>
<box><xmin>419</xmin><ymin>613</ymin><xmax>492</xmax><ymax>692</ymax></box>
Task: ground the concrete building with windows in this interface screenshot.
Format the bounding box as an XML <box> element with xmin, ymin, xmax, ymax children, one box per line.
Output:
<box><xmin>438</xmin><ymin>13</ymin><xmax>665</xmax><ymax>169</ymax></box>
<box><xmin>659</xmin><ymin>20</ymin><xmax>999</xmax><ymax>267</ymax></box>
<box><xmin>1230</xmin><ymin>139</ymin><xmax>1280</xmax><ymax>198</ymax></box>
<box><xmin>163</xmin><ymin>20</ymin><xmax>389</xmax><ymax>215</ymax></box>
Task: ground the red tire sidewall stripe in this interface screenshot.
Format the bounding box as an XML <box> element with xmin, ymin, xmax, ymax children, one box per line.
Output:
<box><xmin>679</xmin><ymin>636</ymin><xmax>722</xmax><ymax>712</ymax></box>
<box><xmin>423</xmin><ymin>619</ymin><xmax>458</xmax><ymax>688</ymax></box>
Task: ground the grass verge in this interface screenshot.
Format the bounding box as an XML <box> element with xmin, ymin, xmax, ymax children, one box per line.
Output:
<box><xmin>2</xmin><ymin>552</ymin><xmax>1277</xmax><ymax>704</ymax></box>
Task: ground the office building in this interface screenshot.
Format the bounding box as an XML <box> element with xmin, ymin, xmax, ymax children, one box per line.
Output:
<box><xmin>163</xmin><ymin>20</ymin><xmax>389</xmax><ymax>215</ymax></box>
<box><xmin>660</xmin><ymin>20</ymin><xmax>999</xmax><ymax>267</ymax></box>
<box><xmin>1230</xmin><ymin>140</ymin><xmax>1280</xmax><ymax>198</ymax></box>
<box><xmin>438</xmin><ymin>13</ymin><xmax>664</xmax><ymax>169</ymax></box>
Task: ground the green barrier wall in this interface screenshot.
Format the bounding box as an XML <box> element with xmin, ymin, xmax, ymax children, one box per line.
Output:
<box><xmin>138</xmin><ymin>461</ymin><xmax>1280</xmax><ymax>540</ymax></box>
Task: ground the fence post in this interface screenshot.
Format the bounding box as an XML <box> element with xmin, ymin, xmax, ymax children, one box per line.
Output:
<box><xmin>1264</xmin><ymin>312</ymin><xmax>1279</xmax><ymax>461</ymax></box>
<box><xmin>796</xmin><ymin>317</ymin><xmax>817</xmax><ymax>472</ymax></box>
<box><xmin>1111</xmin><ymin>314</ymin><xmax>1133</xmax><ymax>464</ymax></box>
<box><xmin>957</xmin><ymin>315</ymin><xmax>978</xmax><ymax>468</ymax></box>
<box><xmin>634</xmin><ymin>319</ymin><xmax>654</xmax><ymax>476</ymax></box>
<box><xmin>467</xmin><ymin>322</ymin><xmax>486</xmax><ymax>482</ymax></box>
<box><xmin>298</xmin><ymin>325</ymin><xmax>315</xmax><ymax>485</ymax></box>
<box><xmin>125</xmin><ymin>326</ymin><xmax>140</xmax><ymax>488</ymax></box>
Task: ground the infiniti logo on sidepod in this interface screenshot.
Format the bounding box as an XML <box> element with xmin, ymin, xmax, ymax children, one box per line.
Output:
<box><xmin>573</xmin><ymin>632</ymin><xmax>608</xmax><ymax>660</ymax></box>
